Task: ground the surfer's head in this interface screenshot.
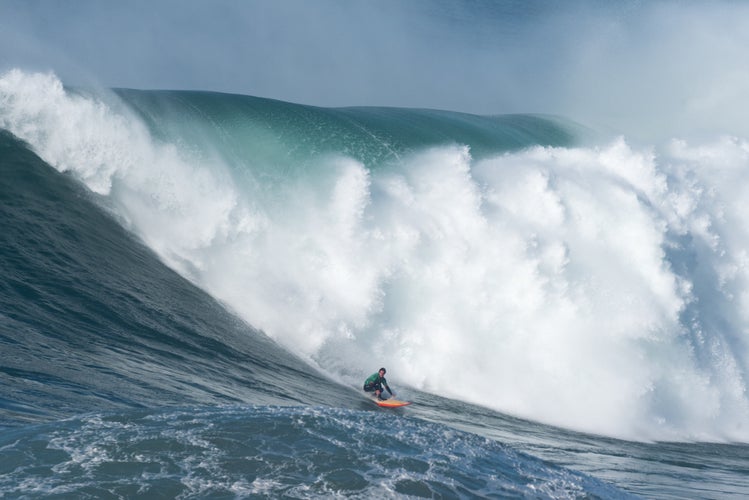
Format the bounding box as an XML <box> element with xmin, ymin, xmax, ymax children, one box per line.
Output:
<box><xmin>379</xmin><ymin>368</ymin><xmax>386</xmax><ymax>375</ymax></box>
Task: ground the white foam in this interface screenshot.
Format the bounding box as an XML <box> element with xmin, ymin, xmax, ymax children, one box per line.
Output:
<box><xmin>4</xmin><ymin>69</ymin><xmax>749</xmax><ymax>441</ymax></box>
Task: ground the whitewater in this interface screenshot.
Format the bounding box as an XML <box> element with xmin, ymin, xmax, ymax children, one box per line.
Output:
<box><xmin>3</xmin><ymin>68</ymin><xmax>749</xmax><ymax>497</ymax></box>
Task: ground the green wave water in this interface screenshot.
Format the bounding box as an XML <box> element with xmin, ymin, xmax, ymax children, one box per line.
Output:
<box><xmin>115</xmin><ymin>88</ymin><xmax>579</xmax><ymax>176</ymax></box>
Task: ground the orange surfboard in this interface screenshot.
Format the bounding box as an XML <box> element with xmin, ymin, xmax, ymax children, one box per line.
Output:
<box><xmin>373</xmin><ymin>398</ymin><xmax>412</xmax><ymax>408</ymax></box>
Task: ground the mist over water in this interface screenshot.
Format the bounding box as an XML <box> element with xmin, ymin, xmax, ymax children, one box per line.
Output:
<box><xmin>3</xmin><ymin>1</ymin><xmax>749</xmax><ymax>141</ymax></box>
<box><xmin>3</xmin><ymin>69</ymin><xmax>749</xmax><ymax>442</ymax></box>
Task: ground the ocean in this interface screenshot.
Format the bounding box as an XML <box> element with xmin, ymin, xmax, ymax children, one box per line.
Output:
<box><xmin>2</xmin><ymin>69</ymin><xmax>749</xmax><ymax>498</ymax></box>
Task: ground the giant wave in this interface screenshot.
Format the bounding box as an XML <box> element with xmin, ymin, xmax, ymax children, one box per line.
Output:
<box><xmin>3</xmin><ymin>69</ymin><xmax>749</xmax><ymax>445</ymax></box>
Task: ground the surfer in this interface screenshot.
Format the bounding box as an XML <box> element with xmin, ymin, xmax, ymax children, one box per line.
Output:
<box><xmin>363</xmin><ymin>367</ymin><xmax>394</xmax><ymax>400</ymax></box>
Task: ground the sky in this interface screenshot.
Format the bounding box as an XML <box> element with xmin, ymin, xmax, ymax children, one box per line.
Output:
<box><xmin>2</xmin><ymin>0</ymin><xmax>749</xmax><ymax>140</ymax></box>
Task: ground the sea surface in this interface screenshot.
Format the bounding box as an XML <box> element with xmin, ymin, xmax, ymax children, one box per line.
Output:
<box><xmin>3</xmin><ymin>69</ymin><xmax>749</xmax><ymax>498</ymax></box>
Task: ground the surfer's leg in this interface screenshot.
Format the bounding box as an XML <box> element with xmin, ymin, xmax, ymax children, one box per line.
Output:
<box><xmin>374</xmin><ymin>385</ymin><xmax>386</xmax><ymax>399</ymax></box>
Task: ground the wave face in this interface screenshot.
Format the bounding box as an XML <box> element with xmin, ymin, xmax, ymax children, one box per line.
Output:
<box><xmin>0</xmin><ymin>126</ymin><xmax>344</xmax><ymax>425</ymax></box>
<box><xmin>3</xmin><ymin>69</ymin><xmax>749</xmax><ymax>446</ymax></box>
